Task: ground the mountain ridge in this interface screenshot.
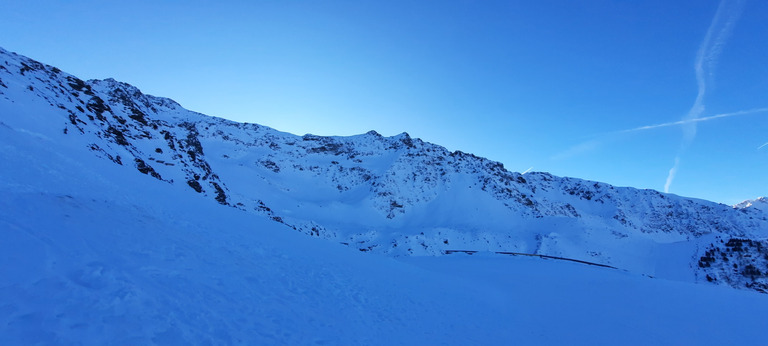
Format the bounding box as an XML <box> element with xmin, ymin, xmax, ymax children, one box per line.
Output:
<box><xmin>2</xmin><ymin>46</ymin><xmax>767</xmax><ymax>292</ymax></box>
<box><xmin>735</xmin><ymin>197</ymin><xmax>768</xmax><ymax>212</ymax></box>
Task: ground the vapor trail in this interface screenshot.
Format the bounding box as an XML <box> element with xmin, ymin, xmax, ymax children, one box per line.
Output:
<box><xmin>551</xmin><ymin>107</ymin><xmax>766</xmax><ymax>162</ymax></box>
<box><xmin>665</xmin><ymin>0</ymin><xmax>744</xmax><ymax>193</ymax></box>
<box><xmin>664</xmin><ymin>158</ymin><xmax>680</xmax><ymax>194</ymax></box>
<box><xmin>620</xmin><ymin>108</ymin><xmax>768</xmax><ymax>133</ymax></box>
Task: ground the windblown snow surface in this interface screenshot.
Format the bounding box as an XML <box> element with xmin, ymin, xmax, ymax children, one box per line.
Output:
<box><xmin>1</xmin><ymin>47</ymin><xmax>768</xmax><ymax>344</ymax></box>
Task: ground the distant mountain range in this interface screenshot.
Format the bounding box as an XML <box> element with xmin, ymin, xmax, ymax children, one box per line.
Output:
<box><xmin>1</xmin><ymin>46</ymin><xmax>766</xmax><ymax>293</ymax></box>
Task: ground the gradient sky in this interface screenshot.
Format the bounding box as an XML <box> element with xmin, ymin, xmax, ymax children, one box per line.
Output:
<box><xmin>1</xmin><ymin>0</ymin><xmax>766</xmax><ymax>205</ymax></box>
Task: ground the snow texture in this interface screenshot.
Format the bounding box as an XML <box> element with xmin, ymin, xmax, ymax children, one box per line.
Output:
<box><xmin>2</xmin><ymin>46</ymin><xmax>768</xmax><ymax>344</ymax></box>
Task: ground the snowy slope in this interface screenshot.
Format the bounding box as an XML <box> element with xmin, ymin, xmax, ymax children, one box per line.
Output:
<box><xmin>2</xmin><ymin>95</ymin><xmax>768</xmax><ymax>344</ymax></box>
<box><xmin>1</xmin><ymin>46</ymin><xmax>767</xmax><ymax>295</ymax></box>
<box><xmin>735</xmin><ymin>197</ymin><xmax>768</xmax><ymax>214</ymax></box>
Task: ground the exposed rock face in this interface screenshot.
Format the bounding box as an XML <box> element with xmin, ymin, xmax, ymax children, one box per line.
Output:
<box><xmin>698</xmin><ymin>237</ymin><xmax>768</xmax><ymax>293</ymax></box>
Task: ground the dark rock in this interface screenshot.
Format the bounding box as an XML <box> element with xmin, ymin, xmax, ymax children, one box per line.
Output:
<box><xmin>187</xmin><ymin>180</ymin><xmax>203</xmax><ymax>193</ymax></box>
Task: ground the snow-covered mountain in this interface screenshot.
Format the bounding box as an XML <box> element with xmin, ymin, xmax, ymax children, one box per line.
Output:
<box><xmin>736</xmin><ymin>197</ymin><xmax>768</xmax><ymax>213</ymax></box>
<box><xmin>1</xmin><ymin>46</ymin><xmax>767</xmax><ymax>294</ymax></box>
<box><xmin>5</xmin><ymin>46</ymin><xmax>768</xmax><ymax>344</ymax></box>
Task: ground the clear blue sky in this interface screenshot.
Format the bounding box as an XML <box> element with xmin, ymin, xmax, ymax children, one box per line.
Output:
<box><xmin>1</xmin><ymin>0</ymin><xmax>766</xmax><ymax>205</ymax></box>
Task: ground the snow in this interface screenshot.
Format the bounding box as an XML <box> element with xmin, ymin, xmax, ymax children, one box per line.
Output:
<box><xmin>735</xmin><ymin>197</ymin><xmax>768</xmax><ymax>213</ymax></box>
<box><xmin>2</xmin><ymin>131</ymin><xmax>768</xmax><ymax>343</ymax></box>
<box><xmin>2</xmin><ymin>46</ymin><xmax>768</xmax><ymax>343</ymax></box>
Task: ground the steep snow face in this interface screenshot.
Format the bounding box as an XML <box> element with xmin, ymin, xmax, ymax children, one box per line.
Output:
<box><xmin>1</xmin><ymin>46</ymin><xmax>767</xmax><ymax>292</ymax></box>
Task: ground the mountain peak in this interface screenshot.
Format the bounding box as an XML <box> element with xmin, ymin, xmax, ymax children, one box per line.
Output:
<box><xmin>735</xmin><ymin>197</ymin><xmax>768</xmax><ymax>211</ymax></box>
<box><xmin>89</xmin><ymin>77</ymin><xmax>181</xmax><ymax>112</ymax></box>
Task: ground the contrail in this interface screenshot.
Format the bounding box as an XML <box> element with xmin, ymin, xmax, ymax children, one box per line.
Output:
<box><xmin>521</xmin><ymin>166</ymin><xmax>534</xmax><ymax>175</ymax></box>
<box><xmin>664</xmin><ymin>158</ymin><xmax>680</xmax><ymax>194</ymax></box>
<box><xmin>665</xmin><ymin>0</ymin><xmax>744</xmax><ymax>193</ymax></box>
<box><xmin>620</xmin><ymin>108</ymin><xmax>768</xmax><ymax>133</ymax></box>
<box><xmin>550</xmin><ymin>139</ymin><xmax>601</xmax><ymax>161</ymax></box>
<box><xmin>552</xmin><ymin>106</ymin><xmax>765</xmax><ymax>161</ymax></box>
